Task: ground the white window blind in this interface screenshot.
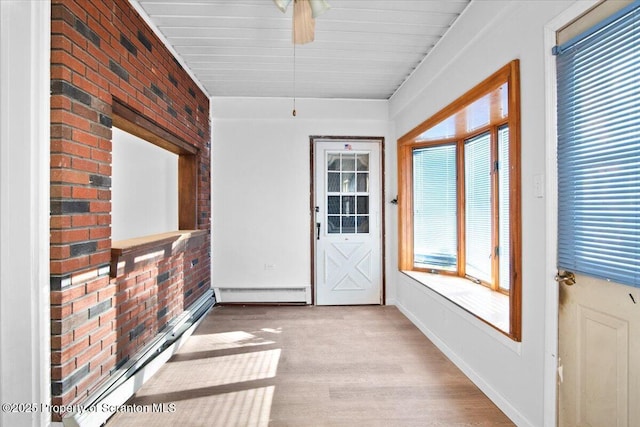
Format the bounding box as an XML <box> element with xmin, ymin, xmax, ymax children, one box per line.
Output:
<box><xmin>413</xmin><ymin>144</ymin><xmax>457</xmax><ymax>270</ymax></box>
<box><xmin>498</xmin><ymin>125</ymin><xmax>511</xmax><ymax>291</ymax></box>
<box><xmin>465</xmin><ymin>132</ymin><xmax>492</xmax><ymax>282</ymax></box>
<box><xmin>555</xmin><ymin>2</ymin><xmax>640</xmax><ymax>288</ymax></box>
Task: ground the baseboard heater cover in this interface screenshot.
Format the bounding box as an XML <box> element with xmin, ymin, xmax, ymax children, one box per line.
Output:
<box><xmin>215</xmin><ymin>286</ymin><xmax>310</xmax><ymax>304</ymax></box>
<box><xmin>61</xmin><ymin>290</ymin><xmax>215</xmax><ymax>427</ymax></box>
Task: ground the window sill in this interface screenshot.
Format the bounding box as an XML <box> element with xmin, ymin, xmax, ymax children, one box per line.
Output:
<box><xmin>110</xmin><ymin>230</ymin><xmax>207</xmax><ymax>277</ymax></box>
<box><xmin>401</xmin><ymin>270</ymin><xmax>509</xmax><ymax>335</ymax></box>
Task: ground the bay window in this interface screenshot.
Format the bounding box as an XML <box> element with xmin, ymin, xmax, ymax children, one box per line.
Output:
<box><xmin>398</xmin><ymin>61</ymin><xmax>521</xmax><ymax>340</ymax></box>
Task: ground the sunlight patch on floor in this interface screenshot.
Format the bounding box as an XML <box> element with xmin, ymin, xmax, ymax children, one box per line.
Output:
<box><xmin>260</xmin><ymin>327</ymin><xmax>282</xmax><ymax>334</ymax></box>
<box><xmin>213</xmin><ymin>385</ymin><xmax>274</xmax><ymax>427</ymax></box>
<box><xmin>135</xmin><ymin>348</ymin><xmax>281</xmax><ymax>396</ymax></box>
<box><xmin>178</xmin><ymin>330</ymin><xmax>276</xmax><ymax>352</ymax></box>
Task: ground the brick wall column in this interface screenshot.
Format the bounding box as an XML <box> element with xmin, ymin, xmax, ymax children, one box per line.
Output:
<box><xmin>49</xmin><ymin>0</ymin><xmax>210</xmax><ymax>419</ymax></box>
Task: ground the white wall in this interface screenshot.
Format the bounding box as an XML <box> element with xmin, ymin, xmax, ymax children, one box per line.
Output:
<box><xmin>0</xmin><ymin>1</ymin><xmax>51</xmax><ymax>426</ymax></box>
<box><xmin>211</xmin><ymin>97</ymin><xmax>395</xmax><ymax>301</ymax></box>
<box><xmin>209</xmin><ymin>2</ymin><xmax>593</xmax><ymax>425</ymax></box>
<box><xmin>389</xmin><ymin>1</ymin><xmax>576</xmax><ymax>426</ymax></box>
<box><xmin>111</xmin><ymin>127</ymin><xmax>178</xmax><ymax>241</ymax></box>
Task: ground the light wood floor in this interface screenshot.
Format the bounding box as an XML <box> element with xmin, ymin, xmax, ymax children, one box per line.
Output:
<box><xmin>107</xmin><ymin>305</ymin><xmax>514</xmax><ymax>426</ymax></box>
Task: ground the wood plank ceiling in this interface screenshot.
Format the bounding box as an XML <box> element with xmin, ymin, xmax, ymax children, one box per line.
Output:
<box><xmin>132</xmin><ymin>0</ymin><xmax>471</xmax><ymax>99</ymax></box>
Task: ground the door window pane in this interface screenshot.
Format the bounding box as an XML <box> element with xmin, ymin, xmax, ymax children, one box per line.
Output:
<box><xmin>342</xmin><ymin>154</ymin><xmax>356</xmax><ymax>171</ymax></box>
<box><xmin>357</xmin><ymin>196</ymin><xmax>369</xmax><ymax>214</ymax></box>
<box><xmin>326</xmin><ymin>151</ymin><xmax>371</xmax><ymax>234</ymax></box>
<box><xmin>328</xmin><ymin>216</ymin><xmax>341</xmax><ymax>233</ymax></box>
<box><xmin>342</xmin><ymin>173</ymin><xmax>356</xmax><ymax>192</ymax></box>
<box><xmin>328</xmin><ymin>196</ymin><xmax>340</xmax><ymax>215</ymax></box>
<box><xmin>342</xmin><ymin>216</ymin><xmax>355</xmax><ymax>233</ymax></box>
<box><xmin>357</xmin><ymin>173</ymin><xmax>369</xmax><ymax>192</ymax></box>
<box><xmin>357</xmin><ymin>216</ymin><xmax>369</xmax><ymax>233</ymax></box>
<box><xmin>328</xmin><ymin>172</ymin><xmax>340</xmax><ymax>192</ymax></box>
<box><xmin>357</xmin><ymin>154</ymin><xmax>369</xmax><ymax>171</ymax></box>
<box><xmin>556</xmin><ymin>5</ymin><xmax>640</xmax><ymax>288</ymax></box>
<box><xmin>342</xmin><ymin>196</ymin><xmax>355</xmax><ymax>215</ymax></box>
<box><xmin>327</xmin><ymin>153</ymin><xmax>340</xmax><ymax>171</ymax></box>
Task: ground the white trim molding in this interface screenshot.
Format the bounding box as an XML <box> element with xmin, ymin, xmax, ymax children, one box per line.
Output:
<box><xmin>0</xmin><ymin>1</ymin><xmax>51</xmax><ymax>426</ymax></box>
<box><xmin>543</xmin><ymin>2</ymin><xmax>599</xmax><ymax>426</ymax></box>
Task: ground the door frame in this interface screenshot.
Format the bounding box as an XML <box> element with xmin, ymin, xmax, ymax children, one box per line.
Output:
<box><xmin>310</xmin><ymin>135</ymin><xmax>386</xmax><ymax>306</ymax></box>
<box><xmin>0</xmin><ymin>2</ymin><xmax>52</xmax><ymax>426</ymax></box>
<box><xmin>543</xmin><ymin>2</ymin><xmax>599</xmax><ymax>426</ymax></box>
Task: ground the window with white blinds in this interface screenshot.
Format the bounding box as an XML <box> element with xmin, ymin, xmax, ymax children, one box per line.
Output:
<box><xmin>465</xmin><ymin>132</ymin><xmax>492</xmax><ymax>282</ymax></box>
<box><xmin>555</xmin><ymin>2</ymin><xmax>640</xmax><ymax>288</ymax></box>
<box><xmin>397</xmin><ymin>60</ymin><xmax>521</xmax><ymax>340</ymax></box>
<box><xmin>413</xmin><ymin>144</ymin><xmax>457</xmax><ymax>271</ymax></box>
<box><xmin>498</xmin><ymin>125</ymin><xmax>511</xmax><ymax>291</ymax></box>
<box><xmin>410</xmin><ymin>124</ymin><xmax>512</xmax><ymax>289</ymax></box>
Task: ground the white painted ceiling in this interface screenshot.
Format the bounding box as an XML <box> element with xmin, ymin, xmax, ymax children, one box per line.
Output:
<box><xmin>133</xmin><ymin>0</ymin><xmax>471</xmax><ymax>99</ymax></box>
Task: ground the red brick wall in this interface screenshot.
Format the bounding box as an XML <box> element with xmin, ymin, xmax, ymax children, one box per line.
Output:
<box><xmin>50</xmin><ymin>0</ymin><xmax>210</xmax><ymax>417</ymax></box>
<box><xmin>110</xmin><ymin>232</ymin><xmax>209</xmax><ymax>370</ymax></box>
<box><xmin>111</xmin><ymin>232</ymin><xmax>210</xmax><ymax>367</ymax></box>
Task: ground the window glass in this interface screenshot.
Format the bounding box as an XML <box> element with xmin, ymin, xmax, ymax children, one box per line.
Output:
<box><xmin>356</xmin><ymin>154</ymin><xmax>369</xmax><ymax>171</ymax></box>
<box><xmin>413</xmin><ymin>144</ymin><xmax>458</xmax><ymax>271</ymax></box>
<box><xmin>328</xmin><ymin>172</ymin><xmax>340</xmax><ymax>192</ymax></box>
<box><xmin>464</xmin><ymin>132</ymin><xmax>492</xmax><ymax>282</ymax></box>
<box><xmin>556</xmin><ymin>4</ymin><xmax>640</xmax><ymax>287</ymax></box>
<box><xmin>498</xmin><ymin>125</ymin><xmax>511</xmax><ymax>291</ymax></box>
<box><xmin>342</xmin><ymin>154</ymin><xmax>356</xmax><ymax>171</ymax></box>
<box><xmin>327</xmin><ymin>153</ymin><xmax>340</xmax><ymax>171</ymax></box>
<box><xmin>326</xmin><ymin>152</ymin><xmax>370</xmax><ymax>235</ymax></box>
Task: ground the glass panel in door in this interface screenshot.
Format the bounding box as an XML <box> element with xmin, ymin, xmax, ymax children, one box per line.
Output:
<box><xmin>326</xmin><ymin>152</ymin><xmax>370</xmax><ymax>235</ymax></box>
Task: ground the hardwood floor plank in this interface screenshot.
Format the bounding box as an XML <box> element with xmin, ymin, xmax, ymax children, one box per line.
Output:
<box><xmin>107</xmin><ymin>305</ymin><xmax>513</xmax><ymax>427</ymax></box>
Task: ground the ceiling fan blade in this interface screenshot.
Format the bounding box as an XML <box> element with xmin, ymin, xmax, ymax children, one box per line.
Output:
<box><xmin>273</xmin><ymin>0</ymin><xmax>292</xmax><ymax>13</ymax></box>
<box><xmin>293</xmin><ymin>0</ymin><xmax>315</xmax><ymax>44</ymax></box>
<box><xmin>309</xmin><ymin>0</ymin><xmax>330</xmax><ymax>18</ymax></box>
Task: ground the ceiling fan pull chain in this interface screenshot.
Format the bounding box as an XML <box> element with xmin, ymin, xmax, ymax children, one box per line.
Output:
<box><xmin>293</xmin><ymin>27</ymin><xmax>297</xmax><ymax>117</ymax></box>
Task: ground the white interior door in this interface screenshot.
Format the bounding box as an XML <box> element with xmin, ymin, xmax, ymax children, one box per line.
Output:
<box><xmin>314</xmin><ymin>140</ymin><xmax>382</xmax><ymax>305</ymax></box>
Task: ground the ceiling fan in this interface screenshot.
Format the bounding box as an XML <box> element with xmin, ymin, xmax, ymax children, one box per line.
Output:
<box><xmin>273</xmin><ymin>0</ymin><xmax>331</xmax><ymax>44</ymax></box>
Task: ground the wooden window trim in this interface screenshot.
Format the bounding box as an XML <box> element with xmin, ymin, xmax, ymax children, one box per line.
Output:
<box><xmin>397</xmin><ymin>60</ymin><xmax>521</xmax><ymax>341</ymax></box>
<box><xmin>112</xmin><ymin>99</ymin><xmax>199</xmax><ymax>232</ymax></box>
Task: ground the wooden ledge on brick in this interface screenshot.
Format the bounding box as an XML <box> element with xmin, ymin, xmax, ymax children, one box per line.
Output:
<box><xmin>110</xmin><ymin>230</ymin><xmax>207</xmax><ymax>277</ymax></box>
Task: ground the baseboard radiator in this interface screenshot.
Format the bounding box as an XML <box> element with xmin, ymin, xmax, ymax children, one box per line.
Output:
<box><xmin>214</xmin><ymin>286</ymin><xmax>310</xmax><ymax>304</ymax></box>
<box><xmin>61</xmin><ymin>290</ymin><xmax>215</xmax><ymax>427</ymax></box>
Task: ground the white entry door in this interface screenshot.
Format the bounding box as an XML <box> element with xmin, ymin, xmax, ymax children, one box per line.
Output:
<box><xmin>554</xmin><ymin>3</ymin><xmax>640</xmax><ymax>425</ymax></box>
<box><xmin>558</xmin><ymin>275</ymin><xmax>639</xmax><ymax>427</ymax></box>
<box><xmin>313</xmin><ymin>140</ymin><xmax>382</xmax><ymax>305</ymax></box>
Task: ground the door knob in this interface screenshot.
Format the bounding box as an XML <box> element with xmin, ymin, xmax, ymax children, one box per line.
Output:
<box><xmin>555</xmin><ymin>270</ymin><xmax>576</xmax><ymax>286</ymax></box>
<box><xmin>315</xmin><ymin>206</ymin><xmax>321</xmax><ymax>240</ymax></box>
